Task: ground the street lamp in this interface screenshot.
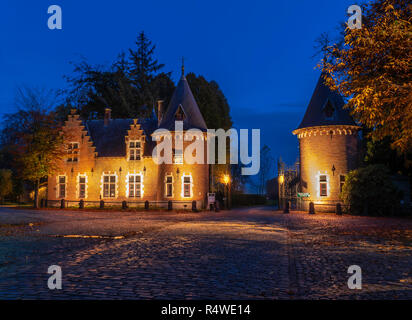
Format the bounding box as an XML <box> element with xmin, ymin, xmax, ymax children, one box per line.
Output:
<box><xmin>222</xmin><ymin>174</ymin><xmax>231</xmax><ymax>210</ymax></box>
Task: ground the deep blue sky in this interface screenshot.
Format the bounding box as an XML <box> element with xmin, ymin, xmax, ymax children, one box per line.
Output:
<box><xmin>0</xmin><ymin>0</ymin><xmax>358</xmax><ymax>176</ymax></box>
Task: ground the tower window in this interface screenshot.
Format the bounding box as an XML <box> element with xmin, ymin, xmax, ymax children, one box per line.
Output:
<box><xmin>175</xmin><ymin>105</ymin><xmax>186</xmax><ymax>121</ymax></box>
<box><xmin>319</xmin><ymin>175</ymin><xmax>328</xmax><ymax>197</ymax></box>
<box><xmin>323</xmin><ymin>100</ymin><xmax>335</xmax><ymax>120</ymax></box>
<box><xmin>173</xmin><ymin>149</ymin><xmax>183</xmax><ymax>164</ymax></box>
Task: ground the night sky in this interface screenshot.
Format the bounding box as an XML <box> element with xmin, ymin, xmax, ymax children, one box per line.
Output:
<box><xmin>0</xmin><ymin>0</ymin><xmax>362</xmax><ymax>174</ymax></box>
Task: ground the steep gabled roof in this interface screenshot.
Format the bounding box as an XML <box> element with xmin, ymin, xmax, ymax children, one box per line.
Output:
<box><xmin>297</xmin><ymin>74</ymin><xmax>357</xmax><ymax>129</ymax></box>
<box><xmin>85</xmin><ymin>118</ymin><xmax>157</xmax><ymax>157</ymax></box>
<box><xmin>159</xmin><ymin>75</ymin><xmax>207</xmax><ymax>131</ymax></box>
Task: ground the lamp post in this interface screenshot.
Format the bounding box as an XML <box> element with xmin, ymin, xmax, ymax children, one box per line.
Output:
<box><xmin>223</xmin><ymin>174</ymin><xmax>231</xmax><ymax>210</ymax></box>
<box><xmin>278</xmin><ymin>174</ymin><xmax>284</xmax><ymax>210</ymax></box>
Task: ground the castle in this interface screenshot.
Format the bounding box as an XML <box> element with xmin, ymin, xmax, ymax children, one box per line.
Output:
<box><xmin>47</xmin><ymin>71</ymin><xmax>210</xmax><ymax>209</ymax></box>
<box><xmin>292</xmin><ymin>74</ymin><xmax>360</xmax><ymax>211</ymax></box>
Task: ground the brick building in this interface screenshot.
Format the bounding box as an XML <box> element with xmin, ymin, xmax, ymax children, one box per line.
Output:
<box><xmin>292</xmin><ymin>74</ymin><xmax>360</xmax><ymax>211</ymax></box>
<box><xmin>47</xmin><ymin>71</ymin><xmax>209</xmax><ymax>209</ymax></box>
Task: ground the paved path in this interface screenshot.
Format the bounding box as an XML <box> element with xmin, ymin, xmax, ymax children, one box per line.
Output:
<box><xmin>0</xmin><ymin>207</ymin><xmax>410</xmax><ymax>299</ymax></box>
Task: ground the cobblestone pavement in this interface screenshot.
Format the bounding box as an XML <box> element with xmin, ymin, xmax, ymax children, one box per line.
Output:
<box><xmin>0</xmin><ymin>207</ymin><xmax>410</xmax><ymax>299</ymax></box>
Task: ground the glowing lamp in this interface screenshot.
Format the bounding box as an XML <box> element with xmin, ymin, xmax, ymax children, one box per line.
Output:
<box><xmin>223</xmin><ymin>174</ymin><xmax>230</xmax><ymax>185</ymax></box>
<box><xmin>278</xmin><ymin>175</ymin><xmax>284</xmax><ymax>184</ymax></box>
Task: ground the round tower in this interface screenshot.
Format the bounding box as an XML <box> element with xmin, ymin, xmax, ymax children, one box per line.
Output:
<box><xmin>293</xmin><ymin>74</ymin><xmax>360</xmax><ymax>212</ymax></box>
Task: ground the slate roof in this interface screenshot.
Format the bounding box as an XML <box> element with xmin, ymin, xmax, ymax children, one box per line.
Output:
<box><xmin>82</xmin><ymin>73</ymin><xmax>207</xmax><ymax>157</ymax></box>
<box><xmin>159</xmin><ymin>74</ymin><xmax>208</xmax><ymax>131</ymax></box>
<box><xmin>297</xmin><ymin>74</ymin><xmax>357</xmax><ymax>130</ymax></box>
<box><xmin>85</xmin><ymin>118</ymin><xmax>157</xmax><ymax>157</ymax></box>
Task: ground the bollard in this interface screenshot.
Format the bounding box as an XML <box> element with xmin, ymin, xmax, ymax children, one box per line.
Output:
<box><xmin>168</xmin><ymin>200</ymin><xmax>173</xmax><ymax>211</ymax></box>
<box><xmin>79</xmin><ymin>199</ymin><xmax>84</xmax><ymax>209</ymax></box>
<box><xmin>283</xmin><ymin>201</ymin><xmax>290</xmax><ymax>214</ymax></box>
<box><xmin>192</xmin><ymin>201</ymin><xmax>197</xmax><ymax>212</ymax></box>
<box><xmin>309</xmin><ymin>201</ymin><xmax>315</xmax><ymax>214</ymax></box>
<box><xmin>44</xmin><ymin>199</ymin><xmax>48</xmax><ymax>208</ymax></box>
<box><xmin>336</xmin><ymin>203</ymin><xmax>342</xmax><ymax>216</ymax></box>
<box><xmin>122</xmin><ymin>200</ymin><xmax>128</xmax><ymax>209</ymax></box>
<box><xmin>210</xmin><ymin>203</ymin><xmax>214</xmax><ymax>211</ymax></box>
<box><xmin>60</xmin><ymin>199</ymin><xmax>65</xmax><ymax>209</ymax></box>
<box><xmin>215</xmin><ymin>201</ymin><xmax>220</xmax><ymax>212</ymax></box>
<box><xmin>40</xmin><ymin>199</ymin><xmax>44</xmax><ymax>208</ymax></box>
<box><xmin>145</xmin><ymin>200</ymin><xmax>149</xmax><ymax>210</ymax></box>
<box><xmin>100</xmin><ymin>200</ymin><xmax>104</xmax><ymax>209</ymax></box>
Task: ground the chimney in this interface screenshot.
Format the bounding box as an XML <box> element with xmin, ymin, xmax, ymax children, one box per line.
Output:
<box><xmin>104</xmin><ymin>107</ymin><xmax>111</xmax><ymax>126</ymax></box>
<box><xmin>157</xmin><ymin>100</ymin><xmax>164</xmax><ymax>126</ymax></box>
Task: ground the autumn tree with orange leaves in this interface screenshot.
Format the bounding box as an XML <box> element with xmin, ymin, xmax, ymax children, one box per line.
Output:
<box><xmin>319</xmin><ymin>0</ymin><xmax>411</xmax><ymax>155</ymax></box>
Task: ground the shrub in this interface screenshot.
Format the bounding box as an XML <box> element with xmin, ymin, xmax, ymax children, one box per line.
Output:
<box><xmin>341</xmin><ymin>164</ymin><xmax>402</xmax><ymax>216</ymax></box>
<box><xmin>231</xmin><ymin>194</ymin><xmax>266</xmax><ymax>207</ymax></box>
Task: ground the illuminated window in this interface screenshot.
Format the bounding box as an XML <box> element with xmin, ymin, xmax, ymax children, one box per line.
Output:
<box><xmin>67</xmin><ymin>142</ymin><xmax>79</xmax><ymax>162</ymax></box>
<box><xmin>174</xmin><ymin>149</ymin><xmax>183</xmax><ymax>164</ymax></box>
<box><xmin>319</xmin><ymin>175</ymin><xmax>328</xmax><ymax>197</ymax></box>
<box><xmin>78</xmin><ymin>176</ymin><xmax>86</xmax><ymax>199</ymax></box>
<box><xmin>129</xmin><ymin>140</ymin><xmax>142</xmax><ymax>160</ymax></box>
<box><xmin>183</xmin><ymin>176</ymin><xmax>192</xmax><ymax>198</ymax></box>
<box><xmin>58</xmin><ymin>176</ymin><xmax>66</xmax><ymax>198</ymax></box>
<box><xmin>103</xmin><ymin>175</ymin><xmax>116</xmax><ymax>198</ymax></box>
<box><xmin>340</xmin><ymin>175</ymin><xmax>346</xmax><ymax>193</ymax></box>
<box><xmin>165</xmin><ymin>176</ymin><xmax>173</xmax><ymax>197</ymax></box>
<box><xmin>128</xmin><ymin>174</ymin><xmax>142</xmax><ymax>198</ymax></box>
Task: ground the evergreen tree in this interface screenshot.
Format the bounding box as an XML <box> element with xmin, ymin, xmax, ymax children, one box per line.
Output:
<box><xmin>186</xmin><ymin>73</ymin><xmax>232</xmax><ymax>130</ymax></box>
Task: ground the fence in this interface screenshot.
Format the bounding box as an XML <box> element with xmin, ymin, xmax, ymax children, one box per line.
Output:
<box><xmin>42</xmin><ymin>199</ymin><xmax>200</xmax><ymax>211</ymax></box>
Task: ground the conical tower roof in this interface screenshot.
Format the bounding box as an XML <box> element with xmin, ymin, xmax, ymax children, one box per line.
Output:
<box><xmin>297</xmin><ymin>74</ymin><xmax>356</xmax><ymax>130</ymax></box>
<box><xmin>159</xmin><ymin>74</ymin><xmax>207</xmax><ymax>131</ymax></box>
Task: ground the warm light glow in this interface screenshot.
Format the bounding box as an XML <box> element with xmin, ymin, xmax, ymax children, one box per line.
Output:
<box><xmin>223</xmin><ymin>174</ymin><xmax>230</xmax><ymax>185</ymax></box>
<box><xmin>278</xmin><ymin>175</ymin><xmax>284</xmax><ymax>184</ymax></box>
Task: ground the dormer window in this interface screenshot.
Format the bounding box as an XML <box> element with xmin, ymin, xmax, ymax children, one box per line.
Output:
<box><xmin>323</xmin><ymin>100</ymin><xmax>335</xmax><ymax>120</ymax></box>
<box><xmin>175</xmin><ymin>105</ymin><xmax>186</xmax><ymax>121</ymax></box>
<box><xmin>129</xmin><ymin>140</ymin><xmax>142</xmax><ymax>160</ymax></box>
<box><xmin>67</xmin><ymin>142</ymin><xmax>79</xmax><ymax>162</ymax></box>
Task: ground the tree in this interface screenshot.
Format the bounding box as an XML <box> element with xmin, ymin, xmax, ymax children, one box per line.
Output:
<box><xmin>65</xmin><ymin>32</ymin><xmax>175</xmax><ymax>119</ymax></box>
<box><xmin>341</xmin><ymin>164</ymin><xmax>402</xmax><ymax>216</ymax></box>
<box><xmin>186</xmin><ymin>73</ymin><xmax>232</xmax><ymax>130</ymax></box>
<box><xmin>1</xmin><ymin>87</ymin><xmax>66</xmax><ymax>208</ymax></box>
<box><xmin>0</xmin><ymin>169</ymin><xmax>13</xmax><ymax>203</ymax></box>
<box><xmin>320</xmin><ymin>0</ymin><xmax>411</xmax><ymax>154</ymax></box>
<box><xmin>128</xmin><ymin>31</ymin><xmax>172</xmax><ymax>110</ymax></box>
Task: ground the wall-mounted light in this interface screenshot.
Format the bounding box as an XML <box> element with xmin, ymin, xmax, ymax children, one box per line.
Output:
<box><xmin>91</xmin><ymin>168</ymin><xmax>94</xmax><ymax>176</ymax></box>
<box><xmin>143</xmin><ymin>166</ymin><xmax>146</xmax><ymax>175</ymax></box>
<box><xmin>176</xmin><ymin>168</ymin><xmax>180</xmax><ymax>176</ymax></box>
<box><xmin>71</xmin><ymin>167</ymin><xmax>74</xmax><ymax>174</ymax></box>
<box><xmin>119</xmin><ymin>167</ymin><xmax>122</xmax><ymax>175</ymax></box>
<box><xmin>332</xmin><ymin>165</ymin><xmax>336</xmax><ymax>176</ymax></box>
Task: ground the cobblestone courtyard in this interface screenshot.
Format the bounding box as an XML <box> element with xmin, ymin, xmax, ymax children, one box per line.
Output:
<box><xmin>0</xmin><ymin>207</ymin><xmax>410</xmax><ymax>299</ymax></box>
